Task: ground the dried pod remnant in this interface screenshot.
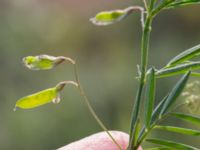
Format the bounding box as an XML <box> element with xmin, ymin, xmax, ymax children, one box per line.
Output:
<box><xmin>15</xmin><ymin>87</ymin><xmax>60</xmax><ymax>109</ymax></box>
<box><xmin>23</xmin><ymin>55</ymin><xmax>75</xmax><ymax>70</ymax></box>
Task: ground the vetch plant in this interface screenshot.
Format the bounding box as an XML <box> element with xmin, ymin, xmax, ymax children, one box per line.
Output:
<box><xmin>15</xmin><ymin>0</ymin><xmax>200</xmax><ymax>150</ymax></box>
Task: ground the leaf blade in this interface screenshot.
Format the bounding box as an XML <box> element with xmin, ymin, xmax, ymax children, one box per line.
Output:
<box><xmin>167</xmin><ymin>0</ymin><xmax>200</xmax><ymax>9</ymax></box>
<box><xmin>145</xmin><ymin>68</ymin><xmax>156</xmax><ymax>128</ymax></box>
<box><xmin>167</xmin><ymin>44</ymin><xmax>200</xmax><ymax>67</ymax></box>
<box><xmin>155</xmin><ymin>125</ymin><xmax>200</xmax><ymax>136</ymax></box>
<box><xmin>159</xmin><ymin>72</ymin><xmax>190</xmax><ymax>116</ymax></box>
<box><xmin>145</xmin><ymin>147</ymin><xmax>171</xmax><ymax>150</ymax></box>
<box><xmin>170</xmin><ymin>113</ymin><xmax>200</xmax><ymax>126</ymax></box>
<box><xmin>137</xmin><ymin>95</ymin><xmax>168</xmax><ymax>144</ymax></box>
<box><xmin>156</xmin><ymin>62</ymin><xmax>200</xmax><ymax>78</ymax></box>
<box><xmin>151</xmin><ymin>96</ymin><xmax>168</xmax><ymax>123</ymax></box>
<box><xmin>146</xmin><ymin>138</ymin><xmax>199</xmax><ymax>150</ymax></box>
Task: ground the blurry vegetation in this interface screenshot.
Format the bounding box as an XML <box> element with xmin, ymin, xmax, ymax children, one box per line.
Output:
<box><xmin>0</xmin><ymin>0</ymin><xmax>200</xmax><ymax>149</ymax></box>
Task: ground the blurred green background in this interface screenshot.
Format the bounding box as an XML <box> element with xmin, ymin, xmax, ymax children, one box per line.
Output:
<box><xmin>0</xmin><ymin>0</ymin><xmax>200</xmax><ymax>149</ymax></box>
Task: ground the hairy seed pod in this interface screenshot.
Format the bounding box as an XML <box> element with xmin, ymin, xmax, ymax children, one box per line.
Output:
<box><xmin>23</xmin><ymin>55</ymin><xmax>66</xmax><ymax>70</ymax></box>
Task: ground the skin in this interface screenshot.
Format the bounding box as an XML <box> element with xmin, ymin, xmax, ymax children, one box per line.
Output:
<box><xmin>57</xmin><ymin>131</ymin><xmax>142</xmax><ymax>150</ymax></box>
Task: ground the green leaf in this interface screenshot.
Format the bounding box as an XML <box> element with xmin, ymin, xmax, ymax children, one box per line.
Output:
<box><xmin>132</xmin><ymin>119</ymin><xmax>141</xmax><ymax>147</ymax></box>
<box><xmin>156</xmin><ymin>62</ymin><xmax>199</xmax><ymax>78</ymax></box>
<box><xmin>167</xmin><ymin>44</ymin><xmax>200</xmax><ymax>67</ymax></box>
<box><xmin>145</xmin><ymin>68</ymin><xmax>156</xmax><ymax>128</ymax></box>
<box><xmin>146</xmin><ymin>138</ymin><xmax>199</xmax><ymax>150</ymax></box>
<box><xmin>15</xmin><ymin>87</ymin><xmax>59</xmax><ymax>109</ymax></box>
<box><xmin>167</xmin><ymin>0</ymin><xmax>200</xmax><ymax>9</ymax></box>
<box><xmin>170</xmin><ymin>113</ymin><xmax>200</xmax><ymax>126</ymax></box>
<box><xmin>155</xmin><ymin>125</ymin><xmax>200</xmax><ymax>136</ymax></box>
<box><xmin>137</xmin><ymin>96</ymin><xmax>168</xmax><ymax>143</ymax></box>
<box><xmin>90</xmin><ymin>7</ymin><xmax>137</xmax><ymax>26</ymax></box>
<box><xmin>151</xmin><ymin>96</ymin><xmax>168</xmax><ymax>123</ymax></box>
<box><xmin>145</xmin><ymin>147</ymin><xmax>170</xmax><ymax>150</ymax></box>
<box><xmin>191</xmin><ymin>72</ymin><xmax>200</xmax><ymax>77</ymax></box>
<box><xmin>151</xmin><ymin>0</ymin><xmax>176</xmax><ymax>16</ymax></box>
<box><xmin>159</xmin><ymin>72</ymin><xmax>190</xmax><ymax>116</ymax></box>
<box><xmin>139</xmin><ymin>96</ymin><xmax>168</xmax><ymax>140</ymax></box>
<box><xmin>23</xmin><ymin>55</ymin><xmax>66</xmax><ymax>70</ymax></box>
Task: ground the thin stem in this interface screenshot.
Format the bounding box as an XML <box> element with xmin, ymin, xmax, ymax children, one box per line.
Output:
<box><xmin>56</xmin><ymin>57</ymin><xmax>122</xmax><ymax>149</ymax></box>
<box><xmin>149</xmin><ymin>0</ymin><xmax>156</xmax><ymax>11</ymax></box>
<box><xmin>135</xmin><ymin>102</ymin><xmax>188</xmax><ymax>148</ymax></box>
<box><xmin>151</xmin><ymin>0</ymin><xmax>175</xmax><ymax>17</ymax></box>
<box><xmin>135</xmin><ymin>113</ymin><xmax>169</xmax><ymax>148</ymax></box>
<box><xmin>72</xmin><ymin>62</ymin><xmax>123</xmax><ymax>150</ymax></box>
<box><xmin>56</xmin><ymin>81</ymin><xmax>78</xmax><ymax>91</ymax></box>
<box><xmin>126</xmin><ymin>6</ymin><xmax>145</xmax><ymax>28</ymax></box>
<box><xmin>142</xmin><ymin>0</ymin><xmax>148</xmax><ymax>11</ymax></box>
<box><xmin>128</xmin><ymin>14</ymin><xmax>153</xmax><ymax>150</ymax></box>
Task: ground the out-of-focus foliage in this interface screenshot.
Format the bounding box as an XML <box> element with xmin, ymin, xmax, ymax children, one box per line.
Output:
<box><xmin>0</xmin><ymin>0</ymin><xmax>200</xmax><ymax>149</ymax></box>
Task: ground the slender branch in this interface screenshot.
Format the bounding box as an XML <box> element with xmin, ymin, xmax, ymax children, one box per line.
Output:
<box><xmin>135</xmin><ymin>113</ymin><xmax>169</xmax><ymax>148</ymax></box>
<box><xmin>71</xmin><ymin>61</ymin><xmax>123</xmax><ymax>150</ymax></box>
<box><xmin>56</xmin><ymin>56</ymin><xmax>125</xmax><ymax>149</ymax></box>
<box><xmin>151</xmin><ymin>0</ymin><xmax>175</xmax><ymax>17</ymax></box>
<box><xmin>128</xmin><ymin>14</ymin><xmax>153</xmax><ymax>150</ymax></box>
<box><xmin>125</xmin><ymin>6</ymin><xmax>145</xmax><ymax>28</ymax></box>
<box><xmin>56</xmin><ymin>81</ymin><xmax>78</xmax><ymax>91</ymax></box>
<box><xmin>135</xmin><ymin>102</ymin><xmax>188</xmax><ymax>148</ymax></box>
<box><xmin>56</xmin><ymin>56</ymin><xmax>123</xmax><ymax>149</ymax></box>
<box><xmin>149</xmin><ymin>0</ymin><xmax>156</xmax><ymax>11</ymax></box>
<box><xmin>142</xmin><ymin>0</ymin><xmax>148</xmax><ymax>11</ymax></box>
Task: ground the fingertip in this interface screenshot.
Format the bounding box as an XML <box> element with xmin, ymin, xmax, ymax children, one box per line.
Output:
<box><xmin>58</xmin><ymin>131</ymin><xmax>129</xmax><ymax>150</ymax></box>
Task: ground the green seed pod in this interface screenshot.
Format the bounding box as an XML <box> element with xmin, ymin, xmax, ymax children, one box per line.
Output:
<box><xmin>15</xmin><ymin>87</ymin><xmax>60</xmax><ymax>109</ymax></box>
<box><xmin>22</xmin><ymin>55</ymin><xmax>66</xmax><ymax>70</ymax></box>
<box><xmin>90</xmin><ymin>6</ymin><xmax>144</xmax><ymax>26</ymax></box>
<box><xmin>90</xmin><ymin>7</ymin><xmax>134</xmax><ymax>26</ymax></box>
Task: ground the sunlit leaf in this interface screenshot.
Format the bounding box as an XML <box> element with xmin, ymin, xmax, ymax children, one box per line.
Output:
<box><xmin>23</xmin><ymin>55</ymin><xmax>67</xmax><ymax>70</ymax></box>
<box><xmin>156</xmin><ymin>62</ymin><xmax>199</xmax><ymax>78</ymax></box>
<box><xmin>15</xmin><ymin>87</ymin><xmax>59</xmax><ymax>109</ymax></box>
<box><xmin>167</xmin><ymin>0</ymin><xmax>200</xmax><ymax>9</ymax></box>
<box><xmin>167</xmin><ymin>44</ymin><xmax>200</xmax><ymax>67</ymax></box>
<box><xmin>159</xmin><ymin>72</ymin><xmax>190</xmax><ymax>116</ymax></box>
<box><xmin>155</xmin><ymin>125</ymin><xmax>200</xmax><ymax>136</ymax></box>
<box><xmin>90</xmin><ymin>7</ymin><xmax>136</xmax><ymax>26</ymax></box>
<box><xmin>146</xmin><ymin>138</ymin><xmax>198</xmax><ymax>150</ymax></box>
<box><xmin>145</xmin><ymin>68</ymin><xmax>156</xmax><ymax>128</ymax></box>
<box><xmin>170</xmin><ymin>113</ymin><xmax>200</xmax><ymax>126</ymax></box>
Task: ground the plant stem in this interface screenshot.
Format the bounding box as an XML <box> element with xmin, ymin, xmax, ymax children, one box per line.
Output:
<box><xmin>134</xmin><ymin>100</ymin><xmax>188</xmax><ymax>148</ymax></box>
<box><xmin>135</xmin><ymin>113</ymin><xmax>169</xmax><ymax>149</ymax></box>
<box><xmin>128</xmin><ymin>14</ymin><xmax>153</xmax><ymax>150</ymax></box>
<box><xmin>142</xmin><ymin>0</ymin><xmax>148</xmax><ymax>11</ymax></box>
<box><xmin>151</xmin><ymin>0</ymin><xmax>175</xmax><ymax>17</ymax></box>
<box><xmin>149</xmin><ymin>0</ymin><xmax>156</xmax><ymax>11</ymax></box>
<box><xmin>72</xmin><ymin>62</ymin><xmax>123</xmax><ymax>150</ymax></box>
